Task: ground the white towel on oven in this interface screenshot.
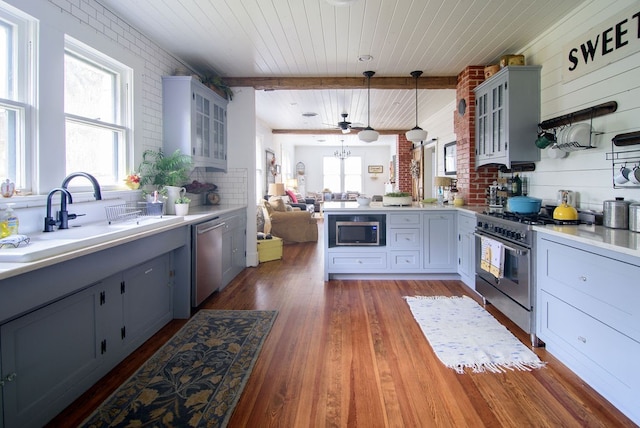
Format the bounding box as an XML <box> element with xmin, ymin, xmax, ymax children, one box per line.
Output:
<box><xmin>480</xmin><ymin>236</ymin><xmax>505</xmax><ymax>279</ymax></box>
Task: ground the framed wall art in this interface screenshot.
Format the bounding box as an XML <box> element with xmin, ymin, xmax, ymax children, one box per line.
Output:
<box><xmin>368</xmin><ymin>165</ymin><xmax>383</xmax><ymax>174</ymax></box>
<box><xmin>444</xmin><ymin>142</ymin><xmax>457</xmax><ymax>176</ymax></box>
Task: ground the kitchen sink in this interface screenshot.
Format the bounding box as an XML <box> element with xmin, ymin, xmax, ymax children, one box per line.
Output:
<box><xmin>0</xmin><ymin>216</ymin><xmax>185</xmax><ymax>262</ymax></box>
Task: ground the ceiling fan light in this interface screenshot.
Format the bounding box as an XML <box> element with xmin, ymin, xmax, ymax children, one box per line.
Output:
<box><xmin>358</xmin><ymin>127</ymin><xmax>379</xmax><ymax>143</ymax></box>
<box><xmin>341</xmin><ymin>127</ymin><xmax>350</xmax><ymax>134</ymax></box>
<box><xmin>406</xmin><ymin>127</ymin><xmax>428</xmax><ymax>143</ymax></box>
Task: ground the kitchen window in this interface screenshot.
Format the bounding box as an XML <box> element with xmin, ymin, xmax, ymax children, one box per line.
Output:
<box><xmin>0</xmin><ymin>4</ymin><xmax>34</xmax><ymax>191</ymax></box>
<box><xmin>64</xmin><ymin>38</ymin><xmax>131</xmax><ymax>187</ymax></box>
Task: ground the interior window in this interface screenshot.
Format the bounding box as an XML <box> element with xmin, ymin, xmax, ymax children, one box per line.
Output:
<box><xmin>64</xmin><ymin>40</ymin><xmax>131</xmax><ymax>187</ymax></box>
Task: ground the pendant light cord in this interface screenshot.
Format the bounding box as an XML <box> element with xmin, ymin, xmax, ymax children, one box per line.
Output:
<box><xmin>411</xmin><ymin>70</ymin><xmax>423</xmax><ymax>127</ymax></box>
<box><xmin>363</xmin><ymin>71</ymin><xmax>375</xmax><ymax>128</ymax></box>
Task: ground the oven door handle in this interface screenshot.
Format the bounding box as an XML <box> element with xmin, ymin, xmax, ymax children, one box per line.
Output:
<box><xmin>473</xmin><ymin>232</ymin><xmax>529</xmax><ymax>255</ymax></box>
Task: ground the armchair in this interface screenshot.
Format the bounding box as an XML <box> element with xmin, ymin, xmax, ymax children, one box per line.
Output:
<box><xmin>259</xmin><ymin>199</ymin><xmax>318</xmax><ymax>243</ymax></box>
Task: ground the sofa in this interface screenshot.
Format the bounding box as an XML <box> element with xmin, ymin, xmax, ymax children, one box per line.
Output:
<box><xmin>258</xmin><ymin>198</ymin><xmax>318</xmax><ymax>243</ymax></box>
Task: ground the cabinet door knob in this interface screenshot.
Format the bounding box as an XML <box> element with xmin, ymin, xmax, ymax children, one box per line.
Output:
<box><xmin>0</xmin><ymin>372</ymin><xmax>17</xmax><ymax>386</ymax></box>
<box><xmin>577</xmin><ymin>336</ymin><xmax>587</xmax><ymax>343</ymax></box>
<box><xmin>579</xmin><ymin>276</ymin><xmax>587</xmax><ymax>282</ymax></box>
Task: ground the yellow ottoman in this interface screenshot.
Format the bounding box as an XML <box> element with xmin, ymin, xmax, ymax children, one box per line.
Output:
<box><xmin>257</xmin><ymin>236</ymin><xmax>283</xmax><ymax>262</ymax></box>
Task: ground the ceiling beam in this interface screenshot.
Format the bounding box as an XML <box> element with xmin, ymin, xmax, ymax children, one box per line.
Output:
<box><xmin>272</xmin><ymin>129</ymin><xmax>407</xmax><ymax>135</ymax></box>
<box><xmin>223</xmin><ymin>76</ymin><xmax>457</xmax><ymax>90</ymax></box>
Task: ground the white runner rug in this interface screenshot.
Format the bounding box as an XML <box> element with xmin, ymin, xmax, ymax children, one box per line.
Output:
<box><xmin>404</xmin><ymin>295</ymin><xmax>545</xmax><ymax>374</ymax></box>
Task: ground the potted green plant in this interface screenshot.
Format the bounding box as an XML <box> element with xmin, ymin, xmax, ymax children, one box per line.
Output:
<box><xmin>138</xmin><ymin>148</ymin><xmax>192</xmax><ymax>214</ymax></box>
<box><xmin>382</xmin><ymin>191</ymin><xmax>413</xmax><ymax>206</ymax></box>
<box><xmin>174</xmin><ymin>195</ymin><xmax>191</xmax><ymax>216</ymax></box>
<box><xmin>201</xmin><ymin>75</ymin><xmax>234</xmax><ymax>100</ymax></box>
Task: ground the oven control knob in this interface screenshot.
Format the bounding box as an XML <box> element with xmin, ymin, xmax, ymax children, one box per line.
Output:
<box><xmin>515</xmin><ymin>232</ymin><xmax>523</xmax><ymax>240</ymax></box>
<box><xmin>506</xmin><ymin>230</ymin><xmax>514</xmax><ymax>238</ymax></box>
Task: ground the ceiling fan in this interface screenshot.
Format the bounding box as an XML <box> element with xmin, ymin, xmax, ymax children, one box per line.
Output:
<box><xmin>327</xmin><ymin>113</ymin><xmax>364</xmax><ymax>134</ymax></box>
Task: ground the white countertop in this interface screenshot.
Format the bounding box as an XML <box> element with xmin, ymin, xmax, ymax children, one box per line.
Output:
<box><xmin>322</xmin><ymin>201</ymin><xmax>483</xmax><ymax>213</ymax></box>
<box><xmin>533</xmin><ymin>223</ymin><xmax>640</xmax><ymax>258</ymax></box>
<box><xmin>0</xmin><ymin>204</ymin><xmax>245</xmax><ymax>281</ymax></box>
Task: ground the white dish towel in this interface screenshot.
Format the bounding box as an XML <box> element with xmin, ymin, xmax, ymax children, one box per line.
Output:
<box><xmin>480</xmin><ymin>236</ymin><xmax>504</xmax><ymax>278</ymax></box>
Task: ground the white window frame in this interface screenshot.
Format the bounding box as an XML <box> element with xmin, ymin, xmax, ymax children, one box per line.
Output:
<box><xmin>0</xmin><ymin>4</ymin><xmax>35</xmax><ymax>192</ymax></box>
<box><xmin>323</xmin><ymin>155</ymin><xmax>362</xmax><ymax>193</ymax></box>
<box><xmin>63</xmin><ymin>36</ymin><xmax>132</xmax><ymax>190</ymax></box>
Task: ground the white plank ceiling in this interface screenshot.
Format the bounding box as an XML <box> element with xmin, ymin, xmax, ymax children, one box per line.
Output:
<box><xmin>99</xmin><ymin>0</ymin><xmax>587</xmax><ymax>145</ymax></box>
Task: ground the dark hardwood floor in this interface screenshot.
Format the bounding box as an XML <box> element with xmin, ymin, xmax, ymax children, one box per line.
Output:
<box><xmin>49</xmin><ymin>221</ymin><xmax>636</xmax><ymax>427</ymax></box>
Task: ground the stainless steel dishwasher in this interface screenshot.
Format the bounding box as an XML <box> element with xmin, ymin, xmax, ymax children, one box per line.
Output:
<box><xmin>192</xmin><ymin>217</ymin><xmax>225</xmax><ymax>306</ymax></box>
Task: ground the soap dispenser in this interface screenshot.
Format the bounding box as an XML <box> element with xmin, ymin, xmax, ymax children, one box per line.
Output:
<box><xmin>4</xmin><ymin>203</ymin><xmax>19</xmax><ymax>236</ymax></box>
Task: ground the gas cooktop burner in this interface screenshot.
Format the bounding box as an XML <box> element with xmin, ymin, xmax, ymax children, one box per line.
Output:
<box><xmin>481</xmin><ymin>211</ymin><xmax>580</xmax><ymax>226</ymax></box>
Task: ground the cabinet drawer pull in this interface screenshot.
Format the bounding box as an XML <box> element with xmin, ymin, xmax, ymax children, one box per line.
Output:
<box><xmin>577</xmin><ymin>336</ymin><xmax>587</xmax><ymax>343</ymax></box>
<box><xmin>579</xmin><ymin>276</ymin><xmax>587</xmax><ymax>282</ymax></box>
<box><xmin>145</xmin><ymin>268</ymin><xmax>153</xmax><ymax>275</ymax></box>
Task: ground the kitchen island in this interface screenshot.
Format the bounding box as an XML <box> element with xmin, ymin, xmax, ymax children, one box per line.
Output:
<box><xmin>323</xmin><ymin>201</ymin><xmax>479</xmax><ymax>281</ymax></box>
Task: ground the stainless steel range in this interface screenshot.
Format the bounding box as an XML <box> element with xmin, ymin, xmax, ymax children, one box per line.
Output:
<box><xmin>474</xmin><ymin>211</ymin><xmax>549</xmax><ymax>347</ymax></box>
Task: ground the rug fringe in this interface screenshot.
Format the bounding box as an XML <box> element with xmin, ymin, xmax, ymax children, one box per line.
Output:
<box><xmin>404</xmin><ymin>295</ymin><xmax>466</xmax><ymax>301</ymax></box>
<box><xmin>450</xmin><ymin>361</ymin><xmax>547</xmax><ymax>374</ymax></box>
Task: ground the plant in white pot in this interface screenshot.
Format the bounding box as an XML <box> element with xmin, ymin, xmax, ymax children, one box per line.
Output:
<box><xmin>382</xmin><ymin>191</ymin><xmax>413</xmax><ymax>206</ymax></box>
<box><xmin>174</xmin><ymin>195</ymin><xmax>191</xmax><ymax>216</ymax></box>
<box><xmin>138</xmin><ymin>148</ymin><xmax>192</xmax><ymax>214</ymax></box>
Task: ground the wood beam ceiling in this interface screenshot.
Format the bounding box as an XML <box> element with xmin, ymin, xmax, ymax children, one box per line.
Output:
<box><xmin>223</xmin><ymin>76</ymin><xmax>457</xmax><ymax>90</ymax></box>
<box><xmin>272</xmin><ymin>129</ymin><xmax>407</xmax><ymax>135</ymax></box>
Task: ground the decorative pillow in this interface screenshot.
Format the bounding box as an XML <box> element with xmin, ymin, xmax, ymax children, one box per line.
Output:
<box><xmin>262</xmin><ymin>206</ymin><xmax>272</xmax><ymax>234</ymax></box>
<box><xmin>285</xmin><ymin>189</ymin><xmax>298</xmax><ymax>203</ymax></box>
<box><xmin>256</xmin><ymin>205</ymin><xmax>265</xmax><ymax>233</ymax></box>
<box><xmin>263</xmin><ymin>199</ymin><xmax>274</xmax><ymax>215</ymax></box>
<box><xmin>268</xmin><ymin>197</ymin><xmax>287</xmax><ymax>212</ymax></box>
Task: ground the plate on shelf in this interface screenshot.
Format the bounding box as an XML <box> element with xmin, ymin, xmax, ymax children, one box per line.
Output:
<box><xmin>567</xmin><ymin>123</ymin><xmax>592</xmax><ymax>147</ymax></box>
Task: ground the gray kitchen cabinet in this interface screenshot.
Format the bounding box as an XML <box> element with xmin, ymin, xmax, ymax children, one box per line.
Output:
<box><xmin>323</xmin><ymin>209</ymin><xmax>461</xmax><ymax>279</ymax></box>
<box><xmin>221</xmin><ymin>210</ymin><xmax>247</xmax><ymax>289</ymax></box>
<box><xmin>388</xmin><ymin>213</ymin><xmax>422</xmax><ymax>270</ymax></box>
<box><xmin>423</xmin><ymin>212</ymin><xmax>456</xmax><ymax>271</ymax></box>
<box><xmin>121</xmin><ymin>253</ymin><xmax>173</xmax><ymax>355</ymax></box>
<box><xmin>474</xmin><ymin>66</ymin><xmax>541</xmax><ymax>168</ymax></box>
<box><xmin>163</xmin><ymin>76</ymin><xmax>228</xmax><ymax>171</ymax></box>
<box><xmin>0</xmin><ymin>252</ymin><xmax>173</xmax><ymax>428</ymax></box>
<box><xmin>0</xmin><ymin>281</ymin><xmax>111</xmax><ymax>428</ymax></box>
<box><xmin>536</xmin><ymin>233</ymin><xmax>640</xmax><ymax>425</ymax></box>
<box><xmin>457</xmin><ymin>211</ymin><xmax>476</xmax><ymax>289</ymax></box>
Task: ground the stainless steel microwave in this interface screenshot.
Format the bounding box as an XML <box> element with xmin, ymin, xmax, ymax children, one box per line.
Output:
<box><xmin>335</xmin><ymin>221</ymin><xmax>380</xmax><ymax>246</ymax></box>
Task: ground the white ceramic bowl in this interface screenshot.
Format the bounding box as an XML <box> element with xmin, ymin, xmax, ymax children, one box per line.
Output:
<box><xmin>356</xmin><ymin>196</ymin><xmax>371</xmax><ymax>206</ymax></box>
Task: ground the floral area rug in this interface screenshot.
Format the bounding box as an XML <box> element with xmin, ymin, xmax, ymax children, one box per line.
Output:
<box><xmin>82</xmin><ymin>309</ymin><xmax>277</xmax><ymax>427</ymax></box>
<box><xmin>404</xmin><ymin>296</ymin><xmax>545</xmax><ymax>374</ymax></box>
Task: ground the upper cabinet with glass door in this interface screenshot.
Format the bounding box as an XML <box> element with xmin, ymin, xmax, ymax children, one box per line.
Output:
<box><xmin>474</xmin><ymin>66</ymin><xmax>541</xmax><ymax>169</ymax></box>
<box><xmin>162</xmin><ymin>76</ymin><xmax>228</xmax><ymax>171</ymax></box>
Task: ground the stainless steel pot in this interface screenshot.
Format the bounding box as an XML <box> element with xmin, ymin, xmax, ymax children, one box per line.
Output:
<box><xmin>629</xmin><ymin>203</ymin><xmax>640</xmax><ymax>232</ymax></box>
<box><xmin>603</xmin><ymin>198</ymin><xmax>631</xmax><ymax>229</ymax></box>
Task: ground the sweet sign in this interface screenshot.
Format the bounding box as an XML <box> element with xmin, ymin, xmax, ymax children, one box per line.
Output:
<box><xmin>563</xmin><ymin>5</ymin><xmax>640</xmax><ymax>82</ymax></box>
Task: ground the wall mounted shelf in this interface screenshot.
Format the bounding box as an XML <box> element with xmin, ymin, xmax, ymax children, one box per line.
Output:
<box><xmin>539</xmin><ymin>101</ymin><xmax>617</xmax><ymax>130</ymax></box>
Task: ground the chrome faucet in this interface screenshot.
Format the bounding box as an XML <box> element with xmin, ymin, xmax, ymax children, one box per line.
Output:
<box><xmin>61</xmin><ymin>172</ymin><xmax>103</xmax><ymax>200</ymax></box>
<box><xmin>44</xmin><ymin>188</ymin><xmax>73</xmax><ymax>232</ymax></box>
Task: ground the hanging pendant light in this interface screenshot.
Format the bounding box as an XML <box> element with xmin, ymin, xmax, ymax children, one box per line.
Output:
<box><xmin>406</xmin><ymin>70</ymin><xmax>428</xmax><ymax>143</ymax></box>
<box><xmin>358</xmin><ymin>70</ymin><xmax>379</xmax><ymax>143</ymax></box>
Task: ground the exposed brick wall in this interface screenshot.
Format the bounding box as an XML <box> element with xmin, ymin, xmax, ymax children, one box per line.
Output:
<box><xmin>396</xmin><ymin>134</ymin><xmax>414</xmax><ymax>195</ymax></box>
<box><xmin>454</xmin><ymin>66</ymin><xmax>499</xmax><ymax>206</ymax></box>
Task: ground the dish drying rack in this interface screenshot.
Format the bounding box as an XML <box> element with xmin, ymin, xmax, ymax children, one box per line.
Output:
<box><xmin>540</xmin><ymin>101</ymin><xmax>615</xmax><ymax>152</ymax></box>
<box><xmin>105</xmin><ymin>202</ymin><xmax>164</xmax><ymax>224</ymax></box>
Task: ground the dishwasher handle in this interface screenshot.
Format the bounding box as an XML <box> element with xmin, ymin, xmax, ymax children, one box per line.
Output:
<box><xmin>197</xmin><ymin>222</ymin><xmax>226</xmax><ymax>234</ymax></box>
